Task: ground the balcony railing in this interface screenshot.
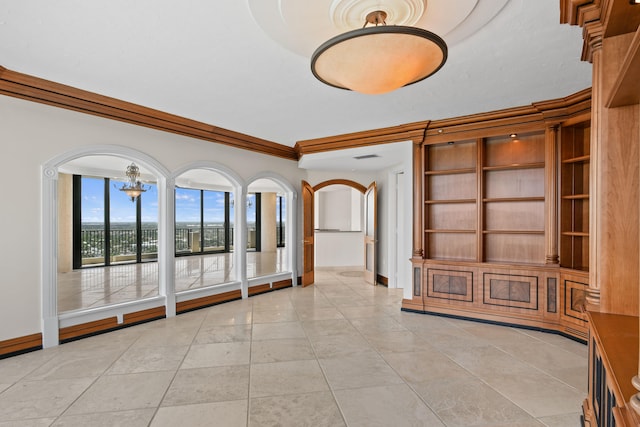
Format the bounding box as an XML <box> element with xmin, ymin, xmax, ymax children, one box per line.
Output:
<box><xmin>82</xmin><ymin>224</ymin><xmax>285</xmax><ymax>261</ymax></box>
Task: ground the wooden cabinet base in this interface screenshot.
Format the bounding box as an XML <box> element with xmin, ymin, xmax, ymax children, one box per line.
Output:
<box><xmin>401</xmin><ymin>259</ymin><xmax>589</xmax><ymax>341</ymax></box>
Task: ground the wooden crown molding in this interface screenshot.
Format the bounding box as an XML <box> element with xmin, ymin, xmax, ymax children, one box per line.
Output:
<box><xmin>423</xmin><ymin>88</ymin><xmax>592</xmax><ymax>143</ymax></box>
<box><xmin>560</xmin><ymin>0</ymin><xmax>640</xmax><ymax>62</ymax></box>
<box><xmin>0</xmin><ymin>65</ymin><xmax>297</xmax><ymax>161</ymax></box>
<box><xmin>295</xmin><ymin>120</ymin><xmax>430</xmax><ymax>157</ymax></box>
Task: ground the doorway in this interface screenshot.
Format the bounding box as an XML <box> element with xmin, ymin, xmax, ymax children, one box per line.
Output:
<box><xmin>302</xmin><ymin>179</ymin><xmax>376</xmax><ymax>287</ymax></box>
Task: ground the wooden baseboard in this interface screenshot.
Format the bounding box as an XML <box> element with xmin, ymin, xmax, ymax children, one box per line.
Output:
<box><xmin>176</xmin><ymin>290</ymin><xmax>242</xmax><ymax>314</ymax></box>
<box><xmin>60</xmin><ymin>306</ymin><xmax>166</xmax><ymax>343</ymax></box>
<box><xmin>273</xmin><ymin>279</ymin><xmax>293</xmax><ymax>290</ymax></box>
<box><xmin>248</xmin><ymin>283</ymin><xmax>271</xmax><ymax>296</ymax></box>
<box><xmin>0</xmin><ymin>333</ymin><xmax>43</xmax><ymax>359</ymax></box>
<box><xmin>376</xmin><ymin>274</ymin><xmax>389</xmax><ymax>287</ymax></box>
<box><xmin>123</xmin><ymin>306</ymin><xmax>166</xmax><ymax>325</ymax></box>
<box><xmin>59</xmin><ymin>317</ymin><xmax>119</xmax><ymax>343</ymax></box>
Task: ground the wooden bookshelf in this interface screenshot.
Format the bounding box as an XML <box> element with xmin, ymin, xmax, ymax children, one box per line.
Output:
<box><xmin>560</xmin><ymin>120</ymin><xmax>590</xmax><ymax>271</ymax></box>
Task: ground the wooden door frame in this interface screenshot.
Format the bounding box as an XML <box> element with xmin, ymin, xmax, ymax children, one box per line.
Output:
<box><xmin>301</xmin><ymin>179</ymin><xmax>368</xmax><ymax>286</ymax></box>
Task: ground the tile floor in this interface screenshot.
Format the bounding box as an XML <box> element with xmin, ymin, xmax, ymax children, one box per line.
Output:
<box><xmin>58</xmin><ymin>250</ymin><xmax>288</xmax><ymax>312</ymax></box>
<box><xmin>0</xmin><ymin>269</ymin><xmax>587</xmax><ymax>426</ymax></box>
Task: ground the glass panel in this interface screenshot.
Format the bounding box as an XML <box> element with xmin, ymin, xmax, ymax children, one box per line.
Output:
<box><xmin>110</xmin><ymin>178</ymin><xmax>138</xmax><ymax>264</ymax></box>
<box><xmin>366</xmin><ymin>191</ymin><xmax>375</xmax><ymax>237</ymax></box>
<box><xmin>175</xmin><ymin>188</ymin><xmax>202</xmax><ymax>254</ymax></box>
<box><xmin>141</xmin><ymin>183</ymin><xmax>158</xmax><ymax>261</ymax></box>
<box><xmin>81</xmin><ymin>177</ymin><xmax>105</xmax><ymax>266</ymax></box>
<box><xmin>277</xmin><ymin>195</ymin><xmax>286</xmax><ymax>247</ymax></box>
<box><xmin>229</xmin><ymin>192</ymin><xmax>235</xmax><ymax>251</ymax></box>
<box><xmin>247</xmin><ymin>193</ymin><xmax>256</xmax><ymax>250</ymax></box>
<box><xmin>203</xmin><ymin>190</ymin><xmax>225</xmax><ymax>251</ymax></box>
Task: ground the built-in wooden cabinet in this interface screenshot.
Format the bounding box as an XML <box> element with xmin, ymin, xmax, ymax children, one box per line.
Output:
<box><xmin>424</xmin><ymin>139</ymin><xmax>477</xmax><ymax>261</ymax></box>
<box><xmin>483</xmin><ymin>132</ymin><xmax>546</xmax><ymax>264</ymax></box>
<box><xmin>405</xmin><ymin>91</ymin><xmax>592</xmax><ymax>341</ymax></box>
<box><xmin>560</xmin><ymin>120</ymin><xmax>590</xmax><ymax>271</ymax></box>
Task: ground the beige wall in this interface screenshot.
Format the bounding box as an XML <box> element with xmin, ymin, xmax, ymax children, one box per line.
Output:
<box><xmin>0</xmin><ymin>95</ymin><xmax>304</xmax><ymax>341</ymax></box>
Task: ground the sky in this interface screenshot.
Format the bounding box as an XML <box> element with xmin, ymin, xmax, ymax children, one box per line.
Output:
<box><xmin>81</xmin><ymin>177</ymin><xmax>262</xmax><ymax>224</ymax></box>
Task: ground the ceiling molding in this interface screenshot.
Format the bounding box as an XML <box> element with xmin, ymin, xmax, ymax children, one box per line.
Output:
<box><xmin>424</xmin><ymin>88</ymin><xmax>592</xmax><ymax>143</ymax></box>
<box><xmin>0</xmin><ymin>66</ymin><xmax>298</xmax><ymax>161</ymax></box>
<box><xmin>295</xmin><ymin>120</ymin><xmax>430</xmax><ymax>156</ymax></box>
<box><xmin>560</xmin><ymin>0</ymin><xmax>640</xmax><ymax>62</ymax></box>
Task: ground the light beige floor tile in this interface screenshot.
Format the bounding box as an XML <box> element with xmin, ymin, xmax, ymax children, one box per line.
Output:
<box><xmin>106</xmin><ymin>345</ymin><xmax>189</xmax><ymax>374</ymax></box>
<box><xmin>250</xmin><ymin>359</ymin><xmax>329</xmax><ymax>398</ymax></box>
<box><xmin>414</xmin><ymin>377</ymin><xmax>536</xmax><ymax>427</ymax></box>
<box><xmin>382</xmin><ymin>350</ymin><xmax>472</xmax><ymax>383</ymax></box>
<box><xmin>308</xmin><ymin>333</ymin><xmax>373</xmax><ymax>359</ymax></box>
<box><xmin>251</xmin><ymin>322</ymin><xmax>306</xmax><ymax>341</ymax></box>
<box><xmin>51</xmin><ymin>408</ymin><xmax>155</xmax><ymax>426</ymax></box>
<box><xmin>0</xmin><ymin>377</ymin><xmax>94</xmax><ymax>421</ymax></box>
<box><xmin>131</xmin><ymin>326</ymin><xmax>198</xmax><ymax>348</ymax></box>
<box><xmin>482</xmin><ymin>370</ymin><xmax>585</xmax><ymax>418</ymax></box>
<box><xmin>301</xmin><ymin>319</ymin><xmax>359</xmax><ymax>337</ymax></box>
<box><xmin>0</xmin><ymin>350</ymin><xmax>58</xmax><ymax>384</ymax></box>
<box><xmin>201</xmin><ymin>309</ymin><xmax>252</xmax><ymax>326</ymax></box>
<box><xmin>252</xmin><ymin>309</ymin><xmax>299</xmax><ymax>324</ymax></box>
<box><xmin>151</xmin><ymin>400</ymin><xmax>247</xmax><ymax>427</ymax></box>
<box><xmin>65</xmin><ymin>371</ymin><xmax>174</xmax><ymax>414</ymax></box>
<box><xmin>251</xmin><ymin>338</ymin><xmax>315</xmax><ymax>363</ymax></box>
<box><xmin>319</xmin><ymin>353</ymin><xmax>404</xmax><ymax>390</ymax></box>
<box><xmin>537</xmin><ymin>412</ymin><xmax>582</xmax><ymax>426</ymax></box>
<box><xmin>249</xmin><ymin>391</ymin><xmax>345</xmax><ymax>427</ymax></box>
<box><xmin>496</xmin><ymin>340</ymin><xmax>588</xmax><ymax>374</ymax></box>
<box><xmin>295</xmin><ymin>307</ymin><xmax>345</xmax><ymax>321</ymax></box>
<box><xmin>193</xmin><ymin>324</ymin><xmax>252</xmax><ymax>344</ymax></box>
<box><xmin>181</xmin><ymin>342</ymin><xmax>250</xmax><ymax>368</ymax></box>
<box><xmin>334</xmin><ymin>384</ymin><xmax>444</xmax><ymax>427</ymax></box>
<box><xmin>364</xmin><ymin>330</ymin><xmax>434</xmax><ymax>353</ymax></box>
<box><xmin>26</xmin><ymin>349</ymin><xmax>123</xmax><ymax>380</ymax></box>
<box><xmin>0</xmin><ymin>419</ymin><xmax>56</xmax><ymax>427</ymax></box>
<box><xmin>162</xmin><ymin>365</ymin><xmax>249</xmax><ymax>406</ymax></box>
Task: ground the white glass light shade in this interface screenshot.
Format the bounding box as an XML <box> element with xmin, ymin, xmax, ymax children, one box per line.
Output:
<box><xmin>311</xmin><ymin>25</ymin><xmax>447</xmax><ymax>95</ymax></box>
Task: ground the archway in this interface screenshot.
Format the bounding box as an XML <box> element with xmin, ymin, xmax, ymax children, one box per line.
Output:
<box><xmin>42</xmin><ymin>145</ymin><xmax>170</xmax><ymax>347</ymax></box>
<box><xmin>245</xmin><ymin>172</ymin><xmax>297</xmax><ymax>293</ymax></box>
<box><xmin>302</xmin><ymin>179</ymin><xmax>375</xmax><ymax>286</ymax></box>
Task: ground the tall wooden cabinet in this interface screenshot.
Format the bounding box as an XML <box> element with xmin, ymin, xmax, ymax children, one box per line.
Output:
<box><xmin>404</xmin><ymin>91</ymin><xmax>593</xmax><ymax>341</ymax></box>
<box><xmin>560</xmin><ymin>1</ymin><xmax>640</xmax><ymax>426</ymax></box>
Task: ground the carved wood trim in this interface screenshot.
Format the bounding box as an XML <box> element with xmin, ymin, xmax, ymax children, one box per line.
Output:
<box><xmin>295</xmin><ymin>121</ymin><xmax>430</xmax><ymax>156</ymax></box>
<box><xmin>0</xmin><ymin>66</ymin><xmax>298</xmax><ymax>160</ymax></box>
<box><xmin>312</xmin><ymin>179</ymin><xmax>366</xmax><ymax>193</ymax></box>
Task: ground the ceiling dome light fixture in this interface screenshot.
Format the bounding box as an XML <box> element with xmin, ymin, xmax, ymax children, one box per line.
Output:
<box><xmin>311</xmin><ymin>10</ymin><xmax>447</xmax><ymax>95</ymax></box>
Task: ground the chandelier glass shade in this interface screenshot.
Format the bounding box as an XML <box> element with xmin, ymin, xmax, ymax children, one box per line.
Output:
<box><xmin>311</xmin><ymin>11</ymin><xmax>447</xmax><ymax>95</ymax></box>
<box><xmin>119</xmin><ymin>163</ymin><xmax>147</xmax><ymax>202</ymax></box>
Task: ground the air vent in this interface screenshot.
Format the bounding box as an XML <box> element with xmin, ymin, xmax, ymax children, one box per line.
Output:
<box><xmin>353</xmin><ymin>154</ymin><xmax>380</xmax><ymax>160</ymax></box>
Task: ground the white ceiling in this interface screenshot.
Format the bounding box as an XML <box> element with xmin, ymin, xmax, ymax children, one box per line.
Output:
<box><xmin>0</xmin><ymin>0</ymin><xmax>591</xmax><ymax>165</ymax></box>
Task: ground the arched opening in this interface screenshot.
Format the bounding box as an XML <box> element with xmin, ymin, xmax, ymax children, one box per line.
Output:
<box><xmin>173</xmin><ymin>167</ymin><xmax>240</xmax><ymax>292</ymax></box>
<box><xmin>245</xmin><ymin>173</ymin><xmax>297</xmax><ymax>292</ymax></box>
<box><xmin>42</xmin><ymin>146</ymin><xmax>170</xmax><ymax>348</ymax></box>
<box><xmin>301</xmin><ymin>179</ymin><xmax>375</xmax><ymax>286</ymax></box>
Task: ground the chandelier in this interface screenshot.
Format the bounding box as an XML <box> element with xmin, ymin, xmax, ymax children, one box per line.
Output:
<box><xmin>119</xmin><ymin>163</ymin><xmax>147</xmax><ymax>202</ymax></box>
<box><xmin>311</xmin><ymin>10</ymin><xmax>447</xmax><ymax>95</ymax></box>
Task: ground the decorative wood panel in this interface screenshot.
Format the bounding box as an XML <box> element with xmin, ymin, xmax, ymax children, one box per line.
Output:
<box><xmin>427</xmin><ymin>268</ymin><xmax>473</xmax><ymax>302</ymax></box>
<box><xmin>564</xmin><ymin>279</ymin><xmax>589</xmax><ymax>321</ymax></box>
<box><xmin>547</xmin><ymin>277</ymin><xmax>558</xmax><ymax>313</ymax></box>
<box><xmin>483</xmin><ymin>273</ymin><xmax>538</xmax><ymax>310</ymax></box>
